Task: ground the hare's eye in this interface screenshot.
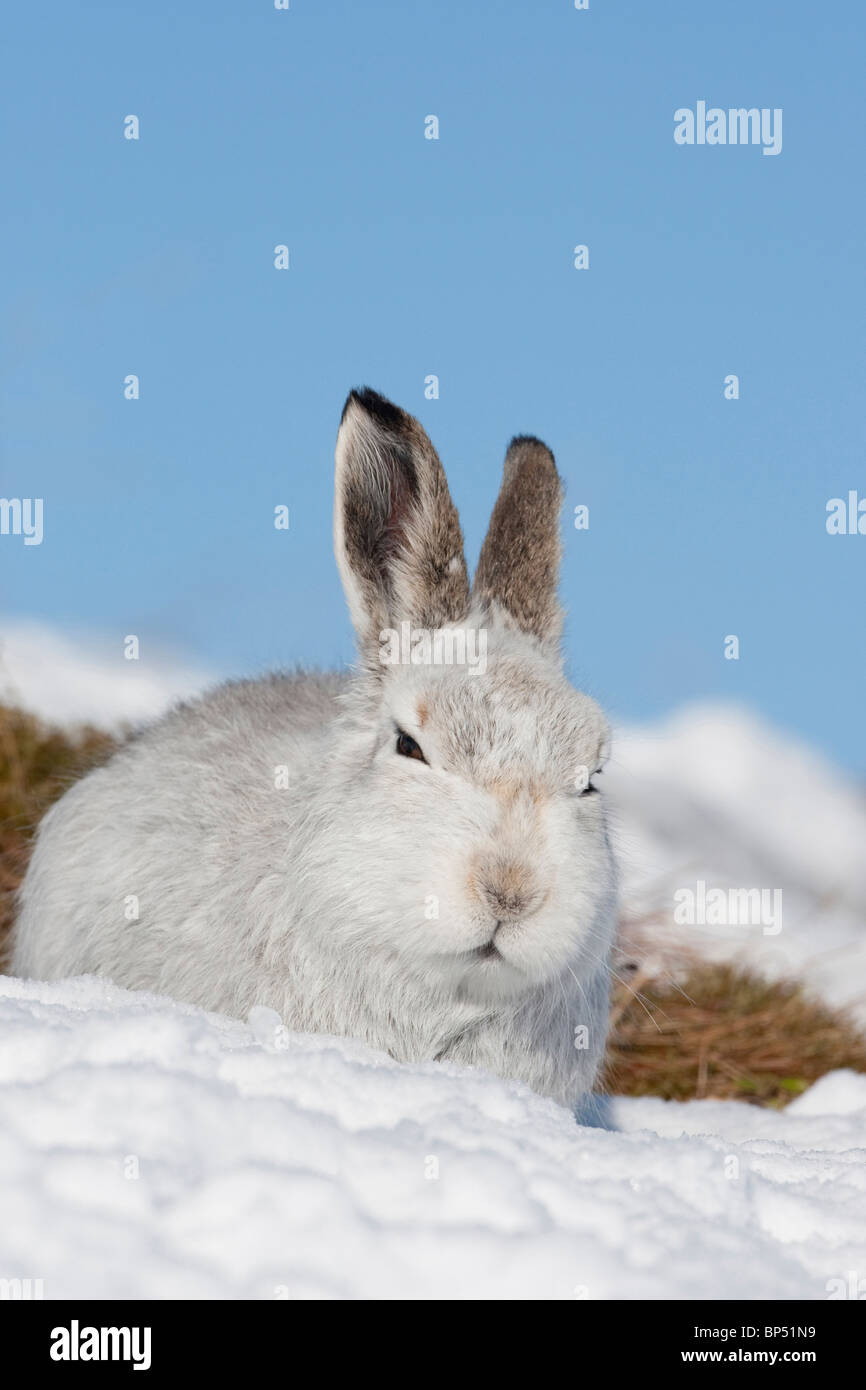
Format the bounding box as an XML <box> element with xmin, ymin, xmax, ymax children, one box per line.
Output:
<box><xmin>396</xmin><ymin>730</ymin><xmax>427</xmax><ymax>763</ymax></box>
<box><xmin>580</xmin><ymin>770</ymin><xmax>602</xmax><ymax>796</ymax></box>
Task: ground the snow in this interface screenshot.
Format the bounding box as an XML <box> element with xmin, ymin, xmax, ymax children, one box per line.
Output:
<box><xmin>0</xmin><ymin>620</ymin><xmax>213</xmax><ymax>729</ymax></box>
<box><xmin>1</xmin><ymin>975</ymin><xmax>864</xmax><ymax>1301</ymax></box>
<box><xmin>605</xmin><ymin>704</ymin><xmax>866</xmax><ymax>1019</ymax></box>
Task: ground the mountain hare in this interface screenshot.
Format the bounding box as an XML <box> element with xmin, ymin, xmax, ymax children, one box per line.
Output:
<box><xmin>14</xmin><ymin>389</ymin><xmax>617</xmax><ymax>1107</ymax></box>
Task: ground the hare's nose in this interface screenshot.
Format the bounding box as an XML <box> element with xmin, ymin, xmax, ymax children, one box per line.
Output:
<box><xmin>479</xmin><ymin>877</ymin><xmax>545</xmax><ymax>923</ymax></box>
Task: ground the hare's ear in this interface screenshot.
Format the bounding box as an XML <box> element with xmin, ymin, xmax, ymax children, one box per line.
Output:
<box><xmin>472</xmin><ymin>435</ymin><xmax>564</xmax><ymax>647</ymax></box>
<box><xmin>334</xmin><ymin>388</ymin><xmax>470</xmax><ymax>647</ymax></box>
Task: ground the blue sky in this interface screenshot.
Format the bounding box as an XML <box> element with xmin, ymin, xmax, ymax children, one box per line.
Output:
<box><xmin>2</xmin><ymin>1</ymin><xmax>864</xmax><ymax>769</ymax></box>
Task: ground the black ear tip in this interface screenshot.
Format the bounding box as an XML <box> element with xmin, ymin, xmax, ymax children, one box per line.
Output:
<box><xmin>504</xmin><ymin>434</ymin><xmax>559</xmax><ymax>482</ymax></box>
<box><xmin>508</xmin><ymin>433</ymin><xmax>554</xmax><ymax>456</ymax></box>
<box><xmin>341</xmin><ymin>386</ymin><xmax>406</xmax><ymax>432</ymax></box>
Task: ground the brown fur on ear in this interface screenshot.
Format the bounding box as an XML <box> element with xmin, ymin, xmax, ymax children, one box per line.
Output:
<box><xmin>335</xmin><ymin>388</ymin><xmax>470</xmax><ymax>644</ymax></box>
<box><xmin>472</xmin><ymin>435</ymin><xmax>564</xmax><ymax>646</ymax></box>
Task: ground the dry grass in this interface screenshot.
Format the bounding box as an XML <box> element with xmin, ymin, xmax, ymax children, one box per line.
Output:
<box><xmin>1</xmin><ymin>701</ymin><xmax>865</xmax><ymax>1107</ymax></box>
<box><xmin>604</xmin><ymin>962</ymin><xmax>866</xmax><ymax>1107</ymax></box>
<box><xmin>0</xmin><ymin>703</ymin><xmax>115</xmax><ymax>967</ymax></box>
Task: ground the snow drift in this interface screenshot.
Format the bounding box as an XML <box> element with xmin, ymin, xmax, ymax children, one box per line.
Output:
<box><xmin>605</xmin><ymin>705</ymin><xmax>866</xmax><ymax>1017</ymax></box>
<box><xmin>0</xmin><ymin>620</ymin><xmax>212</xmax><ymax>729</ymax></box>
<box><xmin>1</xmin><ymin>975</ymin><xmax>864</xmax><ymax>1301</ymax></box>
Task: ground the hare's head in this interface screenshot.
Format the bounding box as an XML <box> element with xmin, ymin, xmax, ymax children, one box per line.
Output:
<box><xmin>329</xmin><ymin>389</ymin><xmax>615</xmax><ymax>1003</ymax></box>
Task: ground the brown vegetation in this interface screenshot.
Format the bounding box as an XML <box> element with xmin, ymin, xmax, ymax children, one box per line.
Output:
<box><xmin>0</xmin><ymin>703</ymin><xmax>115</xmax><ymax>966</ymax></box>
<box><xmin>605</xmin><ymin>961</ymin><xmax>866</xmax><ymax>1107</ymax></box>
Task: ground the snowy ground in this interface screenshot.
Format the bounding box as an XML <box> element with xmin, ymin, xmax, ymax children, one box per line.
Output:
<box><xmin>605</xmin><ymin>705</ymin><xmax>866</xmax><ymax>1018</ymax></box>
<box><xmin>0</xmin><ymin>620</ymin><xmax>212</xmax><ymax>728</ymax></box>
<box><xmin>612</xmin><ymin>706</ymin><xmax>866</xmax><ymax>915</ymax></box>
<box><xmin>1</xmin><ymin>974</ymin><xmax>864</xmax><ymax>1301</ymax></box>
